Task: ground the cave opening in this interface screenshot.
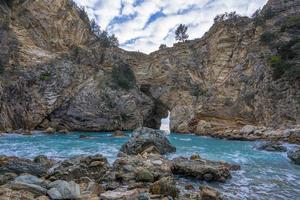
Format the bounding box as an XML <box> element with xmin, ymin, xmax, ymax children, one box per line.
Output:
<box><xmin>160</xmin><ymin>110</ymin><xmax>170</xmax><ymax>134</ymax></box>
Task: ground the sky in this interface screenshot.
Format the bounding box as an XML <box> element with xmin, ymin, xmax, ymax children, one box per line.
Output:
<box><xmin>74</xmin><ymin>0</ymin><xmax>268</xmax><ymax>54</ymax></box>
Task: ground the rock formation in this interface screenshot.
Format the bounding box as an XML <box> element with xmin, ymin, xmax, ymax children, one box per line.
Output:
<box><xmin>0</xmin><ymin>0</ymin><xmax>299</xmax><ymax>135</ymax></box>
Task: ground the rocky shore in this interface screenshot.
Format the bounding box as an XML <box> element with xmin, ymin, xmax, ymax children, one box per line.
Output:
<box><xmin>0</xmin><ymin>128</ymin><xmax>240</xmax><ymax>200</ymax></box>
<box><xmin>194</xmin><ymin>125</ymin><xmax>300</xmax><ymax>144</ymax></box>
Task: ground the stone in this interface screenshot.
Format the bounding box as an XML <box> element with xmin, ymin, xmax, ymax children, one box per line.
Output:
<box><xmin>33</xmin><ymin>155</ymin><xmax>54</xmax><ymax>168</ymax></box>
<box><xmin>120</xmin><ymin>127</ymin><xmax>176</xmax><ymax>155</ymax></box>
<box><xmin>200</xmin><ymin>186</ymin><xmax>222</xmax><ymax>200</ymax></box>
<box><xmin>136</xmin><ymin>169</ymin><xmax>154</xmax><ymax>182</ymax></box>
<box><xmin>47</xmin><ymin>180</ymin><xmax>80</xmax><ymax>199</ymax></box>
<box><xmin>79</xmin><ymin>135</ymin><xmax>90</xmax><ymax>139</ymax></box>
<box><xmin>112</xmin><ymin>130</ymin><xmax>126</xmax><ymax>138</ymax></box>
<box><xmin>47</xmin><ymin>154</ymin><xmax>110</xmax><ymax>182</ymax></box>
<box><xmin>0</xmin><ymin>173</ymin><xmax>17</xmax><ymax>185</ymax></box>
<box><xmin>287</xmin><ymin>148</ymin><xmax>300</xmax><ymax>165</ymax></box>
<box><xmin>171</xmin><ymin>157</ymin><xmax>233</xmax><ymax>182</ymax></box>
<box><xmin>110</xmin><ymin>154</ymin><xmax>172</xmax><ymax>184</ymax></box>
<box><xmin>240</xmin><ymin>125</ymin><xmax>258</xmax><ymax>135</ymax></box>
<box><xmin>149</xmin><ymin>177</ymin><xmax>179</xmax><ymax>198</ymax></box>
<box><xmin>0</xmin><ymin>156</ymin><xmax>50</xmax><ymax>177</ymax></box>
<box><xmin>13</xmin><ymin>174</ymin><xmax>49</xmax><ymax>188</ymax></box>
<box><xmin>190</xmin><ymin>154</ymin><xmax>201</xmax><ymax>160</ymax></box>
<box><xmin>100</xmin><ymin>189</ymin><xmax>139</xmax><ymax>200</ymax></box>
<box><xmin>256</xmin><ymin>142</ymin><xmax>287</xmax><ymax>152</ymax></box>
<box><xmin>58</xmin><ymin>129</ymin><xmax>69</xmax><ymax>134</ymax></box>
<box><xmin>44</xmin><ymin>127</ymin><xmax>55</xmax><ymax>134</ymax></box>
<box><xmin>184</xmin><ymin>184</ymin><xmax>195</xmax><ymax>190</ymax></box>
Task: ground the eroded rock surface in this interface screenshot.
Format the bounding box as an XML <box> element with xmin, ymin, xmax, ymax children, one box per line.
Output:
<box><xmin>0</xmin><ymin>0</ymin><xmax>299</xmax><ymax>136</ymax></box>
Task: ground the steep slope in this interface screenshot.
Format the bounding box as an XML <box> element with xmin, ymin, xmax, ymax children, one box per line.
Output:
<box><xmin>0</xmin><ymin>0</ymin><xmax>299</xmax><ymax>134</ymax></box>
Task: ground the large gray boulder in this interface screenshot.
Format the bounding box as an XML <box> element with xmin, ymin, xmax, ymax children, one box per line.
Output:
<box><xmin>171</xmin><ymin>157</ymin><xmax>239</xmax><ymax>182</ymax></box>
<box><xmin>0</xmin><ymin>156</ymin><xmax>52</xmax><ymax>177</ymax></box>
<box><xmin>120</xmin><ymin>127</ymin><xmax>176</xmax><ymax>155</ymax></box>
<box><xmin>256</xmin><ymin>142</ymin><xmax>287</xmax><ymax>152</ymax></box>
<box><xmin>287</xmin><ymin>148</ymin><xmax>300</xmax><ymax>165</ymax></box>
<box><xmin>47</xmin><ymin>180</ymin><xmax>80</xmax><ymax>199</ymax></box>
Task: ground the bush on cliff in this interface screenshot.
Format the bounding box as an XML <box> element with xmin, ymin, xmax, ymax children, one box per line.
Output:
<box><xmin>112</xmin><ymin>63</ymin><xmax>136</xmax><ymax>90</ymax></box>
<box><xmin>260</xmin><ymin>31</ymin><xmax>277</xmax><ymax>44</ymax></box>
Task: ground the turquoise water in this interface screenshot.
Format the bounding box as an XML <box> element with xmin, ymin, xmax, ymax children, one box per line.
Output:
<box><xmin>0</xmin><ymin>132</ymin><xmax>300</xmax><ymax>200</ymax></box>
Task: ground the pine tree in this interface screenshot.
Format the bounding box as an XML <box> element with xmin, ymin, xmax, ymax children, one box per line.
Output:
<box><xmin>175</xmin><ymin>24</ymin><xmax>189</xmax><ymax>42</ymax></box>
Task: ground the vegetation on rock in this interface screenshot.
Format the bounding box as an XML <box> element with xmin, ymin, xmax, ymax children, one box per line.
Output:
<box><xmin>175</xmin><ymin>24</ymin><xmax>189</xmax><ymax>42</ymax></box>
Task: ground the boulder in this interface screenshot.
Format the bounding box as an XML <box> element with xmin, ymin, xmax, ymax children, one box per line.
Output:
<box><xmin>171</xmin><ymin>157</ymin><xmax>233</xmax><ymax>182</ymax></box>
<box><xmin>287</xmin><ymin>148</ymin><xmax>300</xmax><ymax>165</ymax></box>
<box><xmin>0</xmin><ymin>156</ymin><xmax>50</xmax><ymax>177</ymax></box>
<box><xmin>256</xmin><ymin>142</ymin><xmax>287</xmax><ymax>152</ymax></box>
<box><xmin>112</xmin><ymin>130</ymin><xmax>126</xmax><ymax>138</ymax></box>
<box><xmin>149</xmin><ymin>176</ymin><xmax>179</xmax><ymax>198</ymax></box>
<box><xmin>44</xmin><ymin>127</ymin><xmax>55</xmax><ymax>134</ymax></box>
<box><xmin>47</xmin><ymin>180</ymin><xmax>80</xmax><ymax>199</ymax></box>
<box><xmin>190</xmin><ymin>154</ymin><xmax>201</xmax><ymax>160</ymax></box>
<box><xmin>240</xmin><ymin>125</ymin><xmax>258</xmax><ymax>135</ymax></box>
<box><xmin>110</xmin><ymin>154</ymin><xmax>171</xmax><ymax>184</ymax></box>
<box><xmin>47</xmin><ymin>154</ymin><xmax>110</xmax><ymax>182</ymax></box>
<box><xmin>0</xmin><ymin>172</ymin><xmax>17</xmax><ymax>185</ymax></box>
<box><xmin>79</xmin><ymin>135</ymin><xmax>90</xmax><ymax>139</ymax></box>
<box><xmin>100</xmin><ymin>189</ymin><xmax>139</xmax><ymax>200</ymax></box>
<box><xmin>33</xmin><ymin>155</ymin><xmax>54</xmax><ymax>168</ymax></box>
<box><xmin>136</xmin><ymin>169</ymin><xmax>154</xmax><ymax>182</ymax></box>
<box><xmin>200</xmin><ymin>185</ymin><xmax>222</xmax><ymax>200</ymax></box>
<box><xmin>120</xmin><ymin>127</ymin><xmax>176</xmax><ymax>155</ymax></box>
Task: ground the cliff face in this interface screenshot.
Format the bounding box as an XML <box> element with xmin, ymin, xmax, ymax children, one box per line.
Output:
<box><xmin>0</xmin><ymin>0</ymin><xmax>299</xmax><ymax>133</ymax></box>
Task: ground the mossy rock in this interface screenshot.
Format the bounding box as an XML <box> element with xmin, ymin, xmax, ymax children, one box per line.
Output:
<box><xmin>136</xmin><ymin>169</ymin><xmax>154</xmax><ymax>182</ymax></box>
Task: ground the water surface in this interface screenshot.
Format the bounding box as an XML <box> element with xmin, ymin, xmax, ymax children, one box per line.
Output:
<box><xmin>0</xmin><ymin>132</ymin><xmax>299</xmax><ymax>200</ymax></box>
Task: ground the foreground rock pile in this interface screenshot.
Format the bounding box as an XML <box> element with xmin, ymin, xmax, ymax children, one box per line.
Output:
<box><xmin>0</xmin><ymin>128</ymin><xmax>239</xmax><ymax>199</ymax></box>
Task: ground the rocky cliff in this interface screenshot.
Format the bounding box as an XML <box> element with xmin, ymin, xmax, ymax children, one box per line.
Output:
<box><xmin>0</xmin><ymin>0</ymin><xmax>299</xmax><ymax>134</ymax></box>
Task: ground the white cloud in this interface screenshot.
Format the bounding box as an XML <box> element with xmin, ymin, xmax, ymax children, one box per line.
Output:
<box><xmin>75</xmin><ymin>0</ymin><xmax>268</xmax><ymax>53</ymax></box>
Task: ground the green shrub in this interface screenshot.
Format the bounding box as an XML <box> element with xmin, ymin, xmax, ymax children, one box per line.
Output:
<box><xmin>254</xmin><ymin>17</ymin><xmax>265</xmax><ymax>27</ymax></box>
<box><xmin>277</xmin><ymin>38</ymin><xmax>300</xmax><ymax>60</ymax></box>
<box><xmin>281</xmin><ymin>16</ymin><xmax>300</xmax><ymax>32</ymax></box>
<box><xmin>112</xmin><ymin>63</ymin><xmax>136</xmax><ymax>90</ymax></box>
<box><xmin>260</xmin><ymin>31</ymin><xmax>277</xmax><ymax>44</ymax></box>
<box><xmin>40</xmin><ymin>72</ymin><xmax>51</xmax><ymax>81</ymax></box>
<box><xmin>268</xmin><ymin>56</ymin><xmax>291</xmax><ymax>80</ymax></box>
<box><xmin>263</xmin><ymin>7</ymin><xmax>275</xmax><ymax>20</ymax></box>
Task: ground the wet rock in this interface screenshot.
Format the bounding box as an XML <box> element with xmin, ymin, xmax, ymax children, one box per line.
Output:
<box><xmin>33</xmin><ymin>155</ymin><xmax>54</xmax><ymax>168</ymax></box>
<box><xmin>110</xmin><ymin>154</ymin><xmax>171</xmax><ymax>184</ymax></box>
<box><xmin>256</xmin><ymin>142</ymin><xmax>287</xmax><ymax>152</ymax></box>
<box><xmin>171</xmin><ymin>157</ymin><xmax>232</xmax><ymax>182</ymax></box>
<box><xmin>190</xmin><ymin>154</ymin><xmax>201</xmax><ymax>160</ymax></box>
<box><xmin>112</xmin><ymin>130</ymin><xmax>126</xmax><ymax>138</ymax></box>
<box><xmin>149</xmin><ymin>177</ymin><xmax>179</xmax><ymax>198</ymax></box>
<box><xmin>287</xmin><ymin>148</ymin><xmax>300</xmax><ymax>165</ymax></box>
<box><xmin>79</xmin><ymin>135</ymin><xmax>90</xmax><ymax>139</ymax></box>
<box><xmin>47</xmin><ymin>154</ymin><xmax>110</xmax><ymax>182</ymax></box>
<box><xmin>0</xmin><ymin>172</ymin><xmax>17</xmax><ymax>185</ymax></box>
<box><xmin>184</xmin><ymin>184</ymin><xmax>195</xmax><ymax>190</ymax></box>
<box><xmin>58</xmin><ymin>129</ymin><xmax>69</xmax><ymax>134</ymax></box>
<box><xmin>47</xmin><ymin>180</ymin><xmax>80</xmax><ymax>199</ymax></box>
<box><xmin>100</xmin><ymin>188</ymin><xmax>139</xmax><ymax>200</ymax></box>
<box><xmin>44</xmin><ymin>127</ymin><xmax>55</xmax><ymax>134</ymax></box>
<box><xmin>200</xmin><ymin>185</ymin><xmax>222</xmax><ymax>200</ymax></box>
<box><xmin>136</xmin><ymin>169</ymin><xmax>154</xmax><ymax>183</ymax></box>
<box><xmin>120</xmin><ymin>127</ymin><xmax>176</xmax><ymax>155</ymax></box>
<box><xmin>0</xmin><ymin>156</ymin><xmax>50</xmax><ymax>177</ymax></box>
